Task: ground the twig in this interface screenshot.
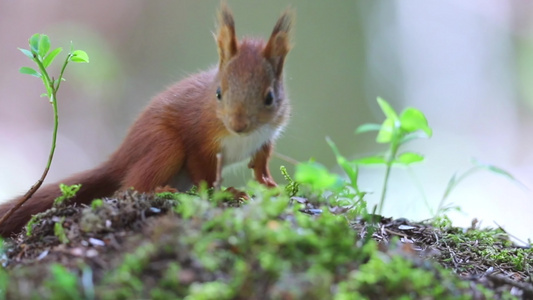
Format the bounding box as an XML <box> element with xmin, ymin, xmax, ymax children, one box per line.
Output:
<box><xmin>0</xmin><ymin>169</ymin><xmax>49</xmax><ymax>227</ymax></box>
<box><xmin>384</xmin><ymin>228</ymin><xmax>408</xmax><ymax>239</ymax></box>
<box><xmin>485</xmin><ymin>273</ymin><xmax>533</xmax><ymax>297</ymax></box>
<box><xmin>442</xmin><ymin>240</ymin><xmax>459</xmax><ymax>269</ymax></box>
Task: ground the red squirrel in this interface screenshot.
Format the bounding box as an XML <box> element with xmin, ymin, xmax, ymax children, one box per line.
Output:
<box><xmin>0</xmin><ymin>4</ymin><xmax>293</xmax><ymax>237</ymax></box>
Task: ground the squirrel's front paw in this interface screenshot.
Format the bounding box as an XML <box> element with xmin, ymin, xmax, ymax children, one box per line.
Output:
<box><xmin>154</xmin><ymin>185</ymin><xmax>178</xmax><ymax>194</ymax></box>
<box><xmin>259</xmin><ymin>176</ymin><xmax>277</xmax><ymax>188</ymax></box>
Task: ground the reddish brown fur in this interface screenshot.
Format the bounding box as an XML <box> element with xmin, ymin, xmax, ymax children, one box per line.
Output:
<box><xmin>249</xmin><ymin>143</ymin><xmax>277</xmax><ymax>187</ymax></box>
<box><xmin>0</xmin><ymin>5</ymin><xmax>293</xmax><ymax>237</ymax></box>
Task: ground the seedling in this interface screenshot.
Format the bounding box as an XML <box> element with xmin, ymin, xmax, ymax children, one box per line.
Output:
<box><xmin>54</xmin><ymin>184</ymin><xmax>82</xmax><ymax>207</ymax></box>
<box><xmin>0</xmin><ymin>34</ymin><xmax>89</xmax><ymax>228</ymax></box>
<box><xmin>435</xmin><ymin>158</ymin><xmax>525</xmax><ymax>218</ymax></box>
<box><xmin>356</xmin><ymin>97</ymin><xmax>432</xmax><ymax>215</ymax></box>
<box><xmin>54</xmin><ymin>217</ymin><xmax>69</xmax><ymax>244</ymax></box>
<box><xmin>280</xmin><ymin>166</ymin><xmax>299</xmax><ymax>197</ymax></box>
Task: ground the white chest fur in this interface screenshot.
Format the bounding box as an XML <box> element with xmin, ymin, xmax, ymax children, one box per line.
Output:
<box><xmin>220</xmin><ymin>125</ymin><xmax>283</xmax><ymax>166</ymax></box>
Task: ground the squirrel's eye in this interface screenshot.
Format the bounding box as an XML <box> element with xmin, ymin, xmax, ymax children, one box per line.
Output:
<box><xmin>264</xmin><ymin>90</ymin><xmax>274</xmax><ymax>107</ymax></box>
<box><xmin>216</xmin><ymin>87</ymin><xmax>222</xmax><ymax>101</ymax></box>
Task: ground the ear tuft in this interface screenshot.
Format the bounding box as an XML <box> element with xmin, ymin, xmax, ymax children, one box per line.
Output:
<box><xmin>217</xmin><ymin>3</ymin><xmax>238</xmax><ymax>68</ymax></box>
<box><xmin>263</xmin><ymin>8</ymin><xmax>294</xmax><ymax>77</ymax></box>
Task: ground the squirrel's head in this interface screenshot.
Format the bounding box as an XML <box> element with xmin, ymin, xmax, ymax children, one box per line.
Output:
<box><xmin>215</xmin><ymin>4</ymin><xmax>293</xmax><ymax>135</ymax></box>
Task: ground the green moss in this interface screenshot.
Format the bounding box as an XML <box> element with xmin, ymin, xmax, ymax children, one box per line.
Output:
<box><xmin>43</xmin><ymin>264</ymin><xmax>83</xmax><ymax>300</ymax></box>
<box><xmin>90</xmin><ymin>190</ymin><xmax>496</xmax><ymax>299</ymax></box>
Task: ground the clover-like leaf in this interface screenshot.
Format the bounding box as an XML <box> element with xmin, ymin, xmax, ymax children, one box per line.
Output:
<box><xmin>38</xmin><ymin>34</ymin><xmax>51</xmax><ymax>58</ymax></box>
<box><xmin>18</xmin><ymin>48</ymin><xmax>34</xmax><ymax>60</ymax></box>
<box><xmin>355</xmin><ymin>155</ymin><xmax>387</xmax><ymax>165</ymax></box>
<box><xmin>377</xmin><ymin>97</ymin><xmax>399</xmax><ymax>122</ymax></box>
<box><xmin>70</xmin><ymin>50</ymin><xmax>89</xmax><ymax>63</ymax></box>
<box><xmin>400</xmin><ymin>107</ymin><xmax>432</xmax><ymax>137</ymax></box>
<box><xmin>29</xmin><ymin>33</ymin><xmax>40</xmax><ymax>54</ymax></box>
<box><xmin>395</xmin><ymin>152</ymin><xmax>424</xmax><ymax>165</ymax></box>
<box><xmin>376</xmin><ymin>118</ymin><xmax>395</xmax><ymax>143</ymax></box>
<box><xmin>19</xmin><ymin>67</ymin><xmax>42</xmax><ymax>78</ymax></box>
<box><xmin>43</xmin><ymin>47</ymin><xmax>63</xmax><ymax>68</ymax></box>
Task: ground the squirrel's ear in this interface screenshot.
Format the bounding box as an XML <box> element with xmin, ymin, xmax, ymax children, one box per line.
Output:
<box><xmin>216</xmin><ymin>3</ymin><xmax>238</xmax><ymax>69</ymax></box>
<box><xmin>263</xmin><ymin>8</ymin><xmax>294</xmax><ymax>77</ymax></box>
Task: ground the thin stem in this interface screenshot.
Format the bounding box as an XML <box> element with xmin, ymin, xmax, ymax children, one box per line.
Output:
<box><xmin>34</xmin><ymin>54</ymin><xmax>53</xmax><ymax>99</ymax></box>
<box><xmin>378</xmin><ymin>163</ymin><xmax>392</xmax><ymax>216</ymax></box>
<box><xmin>55</xmin><ymin>54</ymin><xmax>71</xmax><ymax>91</ymax></box>
<box><xmin>378</xmin><ymin>141</ymin><xmax>400</xmax><ymax>216</ymax></box>
<box><xmin>0</xmin><ymin>55</ymin><xmax>68</xmax><ymax>230</ymax></box>
<box><xmin>47</xmin><ymin>90</ymin><xmax>59</xmax><ymax>170</ymax></box>
<box><xmin>40</xmin><ymin>56</ymin><xmax>65</xmax><ymax>170</ymax></box>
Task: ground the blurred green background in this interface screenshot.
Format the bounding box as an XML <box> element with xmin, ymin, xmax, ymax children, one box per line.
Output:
<box><xmin>1</xmin><ymin>1</ymin><xmax>532</xmax><ymax>241</ymax></box>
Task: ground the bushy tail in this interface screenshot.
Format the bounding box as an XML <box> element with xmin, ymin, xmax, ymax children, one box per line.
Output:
<box><xmin>0</xmin><ymin>163</ymin><xmax>121</xmax><ymax>237</ymax></box>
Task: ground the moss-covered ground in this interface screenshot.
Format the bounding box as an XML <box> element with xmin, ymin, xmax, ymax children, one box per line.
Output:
<box><xmin>0</xmin><ymin>182</ymin><xmax>531</xmax><ymax>300</ymax></box>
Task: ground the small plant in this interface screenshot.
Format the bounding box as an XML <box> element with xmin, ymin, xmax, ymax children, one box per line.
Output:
<box><xmin>280</xmin><ymin>166</ymin><xmax>299</xmax><ymax>197</ymax></box>
<box><xmin>299</xmin><ymin>97</ymin><xmax>432</xmax><ymax>218</ymax></box>
<box><xmin>53</xmin><ymin>184</ymin><xmax>82</xmax><ymax>207</ymax></box>
<box><xmin>25</xmin><ymin>215</ymin><xmax>39</xmax><ymax>236</ymax></box>
<box><xmin>326</xmin><ymin>137</ymin><xmax>367</xmax><ymax>211</ymax></box>
<box><xmin>54</xmin><ymin>217</ymin><xmax>69</xmax><ymax>244</ymax></box>
<box><xmin>355</xmin><ymin>97</ymin><xmax>432</xmax><ymax>215</ymax></box>
<box><xmin>435</xmin><ymin>159</ymin><xmax>524</xmax><ymax>218</ymax></box>
<box><xmin>0</xmin><ymin>34</ymin><xmax>89</xmax><ymax>228</ymax></box>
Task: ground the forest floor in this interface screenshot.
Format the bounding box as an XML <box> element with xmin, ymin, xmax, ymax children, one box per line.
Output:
<box><xmin>1</xmin><ymin>188</ymin><xmax>532</xmax><ymax>299</ymax></box>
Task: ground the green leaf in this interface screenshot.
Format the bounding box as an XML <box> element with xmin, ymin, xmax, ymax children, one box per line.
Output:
<box><xmin>295</xmin><ymin>161</ymin><xmax>342</xmax><ymax>191</ymax></box>
<box><xmin>19</xmin><ymin>66</ymin><xmax>42</xmax><ymax>78</ymax></box>
<box><xmin>29</xmin><ymin>33</ymin><xmax>40</xmax><ymax>54</ymax></box>
<box><xmin>471</xmin><ymin>159</ymin><xmax>524</xmax><ymax>186</ymax></box>
<box><xmin>70</xmin><ymin>50</ymin><xmax>89</xmax><ymax>63</ymax></box>
<box><xmin>18</xmin><ymin>48</ymin><xmax>34</xmax><ymax>60</ymax></box>
<box><xmin>355</xmin><ymin>155</ymin><xmax>386</xmax><ymax>165</ymax></box>
<box><xmin>38</xmin><ymin>34</ymin><xmax>50</xmax><ymax>58</ymax></box>
<box><xmin>395</xmin><ymin>152</ymin><xmax>424</xmax><ymax>165</ymax></box>
<box><xmin>376</xmin><ymin>118</ymin><xmax>394</xmax><ymax>143</ymax></box>
<box><xmin>400</xmin><ymin>107</ymin><xmax>432</xmax><ymax>137</ymax></box>
<box><xmin>355</xmin><ymin>123</ymin><xmax>381</xmax><ymax>134</ymax></box>
<box><xmin>326</xmin><ymin>137</ymin><xmax>359</xmax><ymax>189</ymax></box>
<box><xmin>377</xmin><ymin>97</ymin><xmax>399</xmax><ymax>121</ymax></box>
<box><xmin>43</xmin><ymin>47</ymin><xmax>62</xmax><ymax>68</ymax></box>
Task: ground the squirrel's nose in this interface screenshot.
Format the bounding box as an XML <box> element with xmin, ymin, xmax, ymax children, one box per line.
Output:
<box><xmin>229</xmin><ymin>118</ymin><xmax>249</xmax><ymax>133</ymax></box>
<box><xmin>228</xmin><ymin>110</ymin><xmax>250</xmax><ymax>133</ymax></box>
